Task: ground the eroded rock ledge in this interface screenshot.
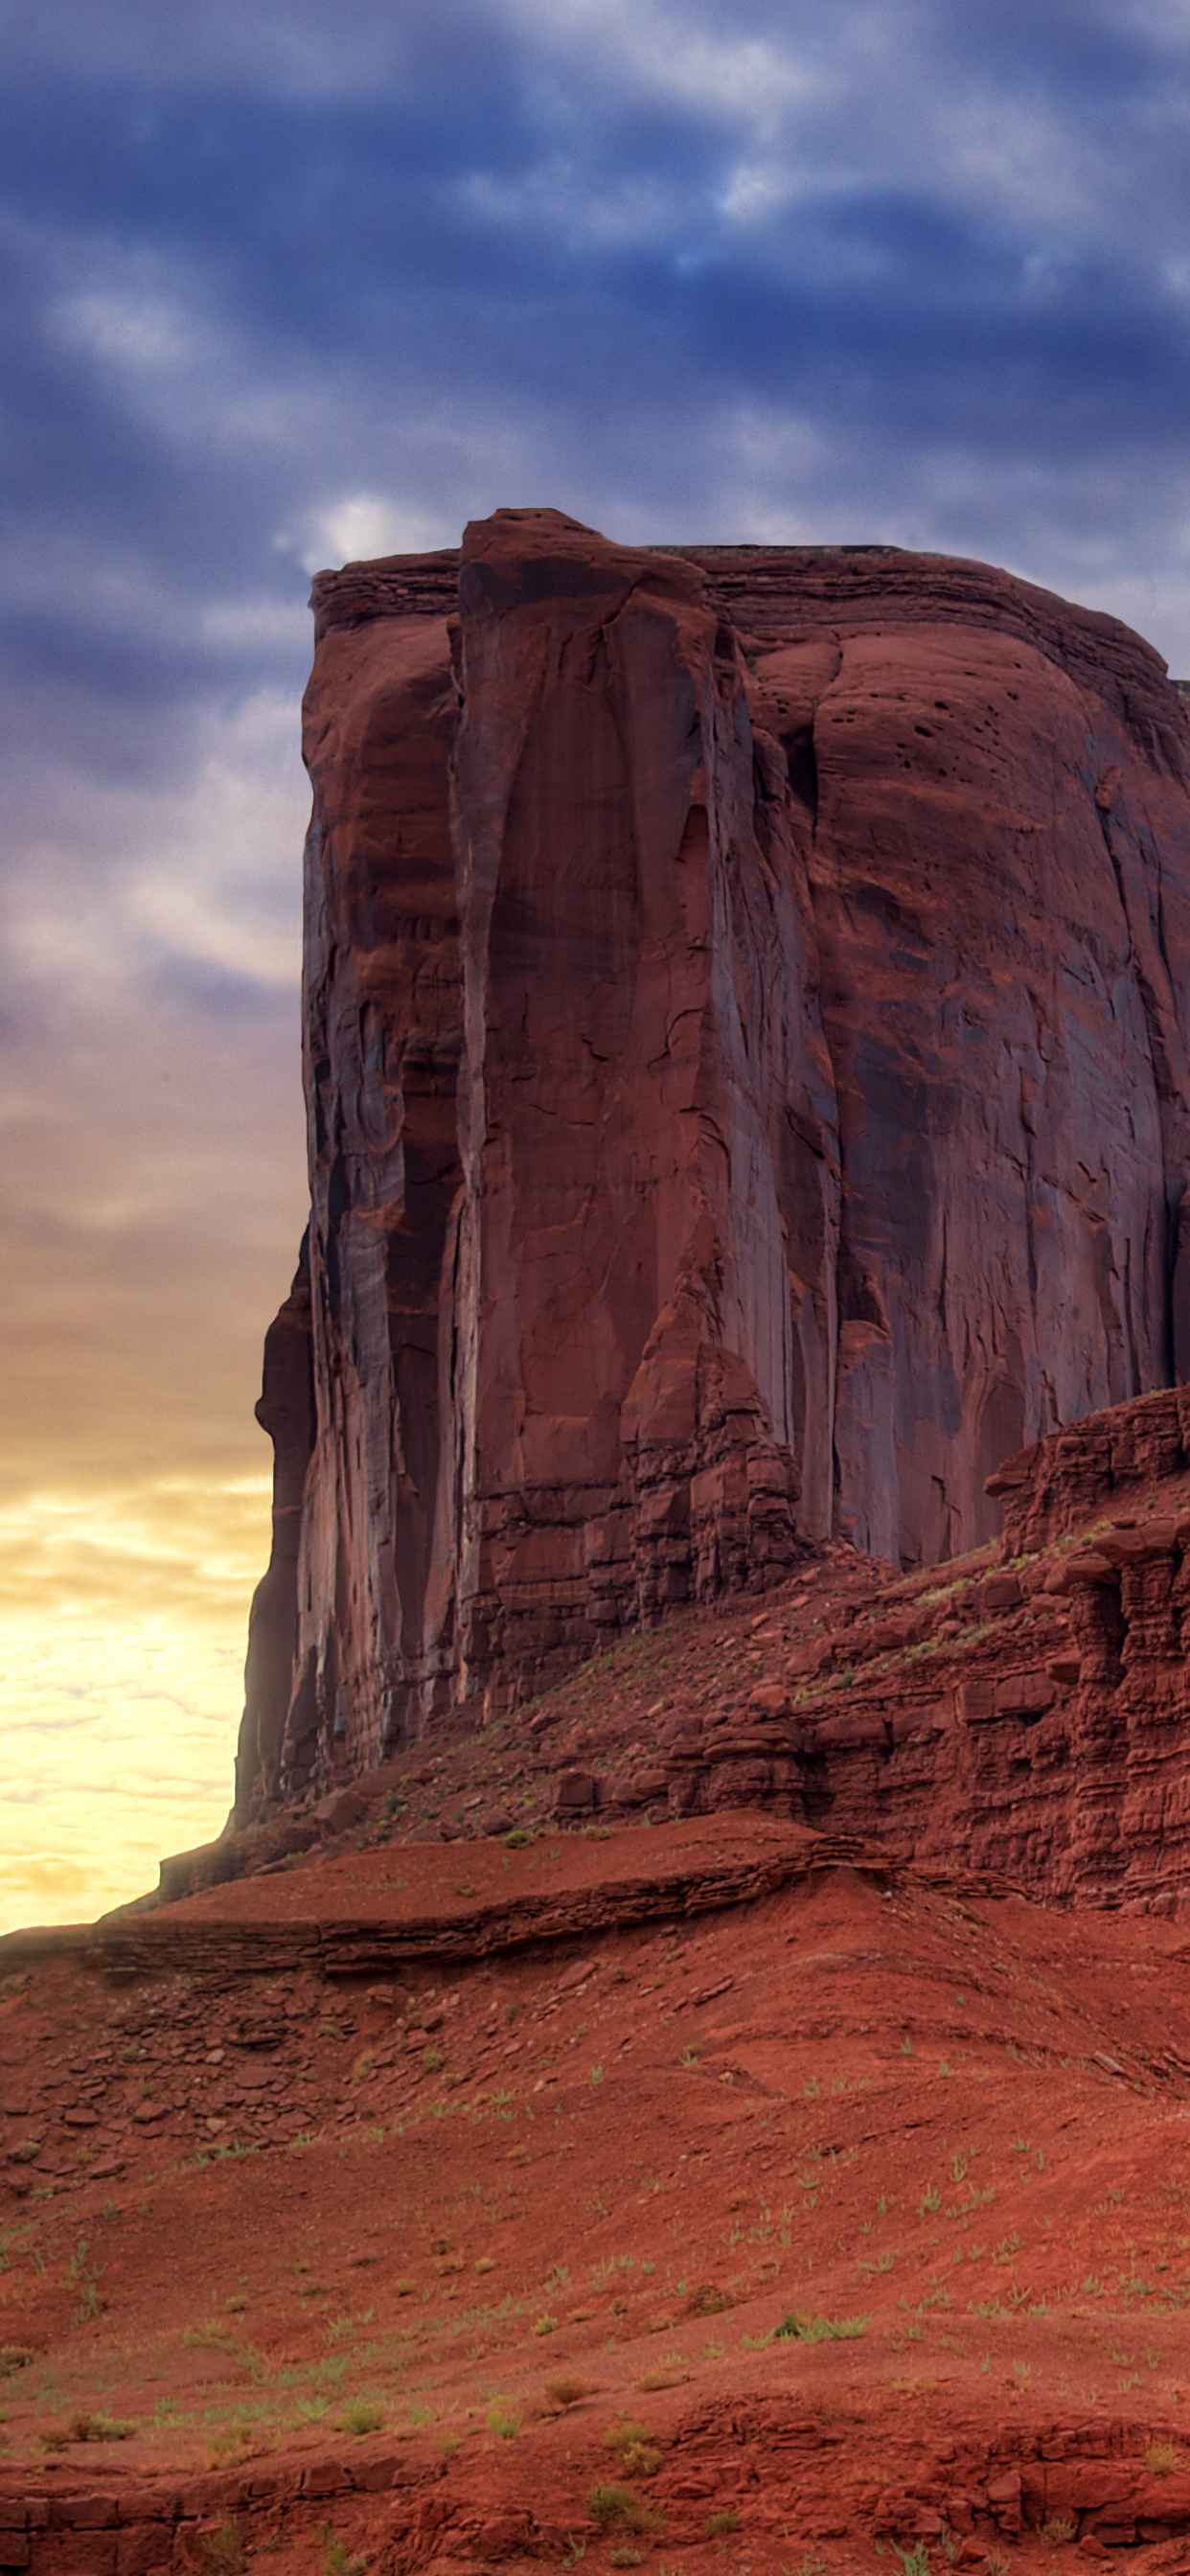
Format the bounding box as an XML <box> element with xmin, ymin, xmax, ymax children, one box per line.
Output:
<box><xmin>193</xmin><ymin>1392</ymin><xmax>1190</xmax><ymax>1909</ymax></box>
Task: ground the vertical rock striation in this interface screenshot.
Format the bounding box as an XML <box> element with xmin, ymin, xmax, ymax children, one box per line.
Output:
<box><xmin>238</xmin><ymin>509</ymin><xmax>1190</xmax><ymax>1816</ymax></box>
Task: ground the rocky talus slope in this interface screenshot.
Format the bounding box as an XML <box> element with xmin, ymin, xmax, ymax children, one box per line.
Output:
<box><xmin>201</xmin><ymin>1386</ymin><xmax>1190</xmax><ymax>1911</ymax></box>
<box><xmin>239</xmin><ymin>511</ymin><xmax>1190</xmax><ymax>1815</ymax></box>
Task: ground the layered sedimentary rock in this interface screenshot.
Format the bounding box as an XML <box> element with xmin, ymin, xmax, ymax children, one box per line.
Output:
<box><xmin>238</xmin><ymin>509</ymin><xmax>1190</xmax><ymax>1817</ymax></box>
<box><xmin>623</xmin><ymin>1386</ymin><xmax>1190</xmax><ymax>1910</ymax></box>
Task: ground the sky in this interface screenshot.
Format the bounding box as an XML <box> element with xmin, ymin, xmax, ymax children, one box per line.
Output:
<box><xmin>4</xmin><ymin>0</ymin><xmax>1190</xmax><ymax>1932</ymax></box>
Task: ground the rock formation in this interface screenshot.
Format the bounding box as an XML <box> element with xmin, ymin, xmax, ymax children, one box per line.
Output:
<box><xmin>237</xmin><ymin>509</ymin><xmax>1190</xmax><ymax>1818</ymax></box>
<box><xmin>589</xmin><ymin>1386</ymin><xmax>1190</xmax><ymax>1914</ymax></box>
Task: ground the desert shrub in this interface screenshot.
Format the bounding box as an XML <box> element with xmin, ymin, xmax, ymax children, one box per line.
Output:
<box><xmin>1039</xmin><ymin>2518</ymin><xmax>1077</xmax><ymax>2542</ymax></box>
<box><xmin>1144</xmin><ymin>2438</ymin><xmax>1183</xmax><ymax>2474</ymax></box>
<box><xmin>605</xmin><ymin>2418</ymin><xmax>646</xmax><ymax>2450</ymax></box>
<box><xmin>684</xmin><ymin>2282</ymin><xmax>731</xmax><ymax>2316</ymax></box>
<box><xmin>38</xmin><ymin>2410</ymin><xmax>136</xmax><ymax>2449</ymax></box>
<box><xmin>487</xmin><ymin>2398</ymin><xmax>520</xmax><ymax>2439</ymax></box>
<box><xmin>587</xmin><ymin>2484</ymin><xmax>646</xmax><ymax>2530</ymax></box>
<box><xmin>706</xmin><ymin>2508</ymin><xmax>741</xmax><ymax>2536</ymax></box>
<box><xmin>337</xmin><ymin>2400</ymin><xmax>383</xmax><ymax>2437</ymax></box>
<box><xmin>532</xmin><ymin>2312</ymin><xmax>559</xmax><ymax>2337</ymax></box>
<box><xmin>0</xmin><ymin>2349</ymin><xmax>31</xmax><ymax>2378</ymax></box>
<box><xmin>543</xmin><ymin>2374</ymin><xmax>599</xmax><ymax>2411</ymax></box>
<box><xmin>605</xmin><ymin>2418</ymin><xmax>661</xmax><ymax>2477</ymax></box>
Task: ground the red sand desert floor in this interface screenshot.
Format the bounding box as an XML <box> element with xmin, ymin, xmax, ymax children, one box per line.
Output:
<box><xmin>5</xmin><ymin>1822</ymin><xmax>1190</xmax><ymax>2568</ymax></box>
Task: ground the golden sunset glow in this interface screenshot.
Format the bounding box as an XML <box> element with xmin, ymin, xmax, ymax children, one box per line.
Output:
<box><xmin>0</xmin><ymin>1473</ymin><xmax>274</xmax><ymax>1931</ymax></box>
<box><xmin>0</xmin><ymin>689</ymin><xmax>309</xmax><ymax>1933</ymax></box>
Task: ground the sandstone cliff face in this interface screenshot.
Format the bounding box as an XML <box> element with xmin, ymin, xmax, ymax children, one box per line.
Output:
<box><xmin>734</xmin><ymin>556</ymin><xmax>1190</xmax><ymax>1565</ymax></box>
<box><xmin>240</xmin><ymin>511</ymin><xmax>1190</xmax><ymax>1816</ymax></box>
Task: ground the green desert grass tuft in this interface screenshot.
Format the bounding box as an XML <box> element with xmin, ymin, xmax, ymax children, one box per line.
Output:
<box><xmin>38</xmin><ymin>2411</ymin><xmax>137</xmax><ymax>2450</ymax></box>
<box><xmin>773</xmin><ymin>2311</ymin><xmax>869</xmax><ymax>2343</ymax></box>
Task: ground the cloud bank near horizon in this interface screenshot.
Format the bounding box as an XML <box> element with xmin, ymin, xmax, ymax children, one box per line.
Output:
<box><xmin>4</xmin><ymin>0</ymin><xmax>1190</xmax><ymax>1926</ymax></box>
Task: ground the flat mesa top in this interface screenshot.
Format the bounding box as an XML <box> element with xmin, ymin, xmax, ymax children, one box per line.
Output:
<box><xmin>306</xmin><ymin>531</ymin><xmax>1182</xmax><ymax>722</ymax></box>
<box><xmin>309</xmin><ymin>537</ymin><xmax>920</xmax><ymax>620</ymax></box>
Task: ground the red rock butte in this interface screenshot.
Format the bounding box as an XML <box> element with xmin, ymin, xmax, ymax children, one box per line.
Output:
<box><xmin>237</xmin><ymin>506</ymin><xmax>1190</xmax><ymax>1823</ymax></box>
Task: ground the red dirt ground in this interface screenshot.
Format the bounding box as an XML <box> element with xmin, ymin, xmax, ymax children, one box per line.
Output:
<box><xmin>6</xmin><ymin>1818</ymin><xmax>1190</xmax><ymax>2570</ymax></box>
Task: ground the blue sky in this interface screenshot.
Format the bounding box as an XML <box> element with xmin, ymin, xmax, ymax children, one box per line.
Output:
<box><xmin>4</xmin><ymin>0</ymin><xmax>1190</xmax><ymax>1921</ymax></box>
<box><xmin>9</xmin><ymin>1</ymin><xmax>1190</xmax><ymax>688</ymax></box>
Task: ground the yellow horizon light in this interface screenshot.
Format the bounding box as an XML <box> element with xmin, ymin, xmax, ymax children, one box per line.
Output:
<box><xmin>0</xmin><ymin>1468</ymin><xmax>272</xmax><ymax>1934</ymax></box>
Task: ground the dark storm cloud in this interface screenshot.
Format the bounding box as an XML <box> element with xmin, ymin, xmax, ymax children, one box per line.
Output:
<box><xmin>4</xmin><ymin>0</ymin><xmax>1190</xmax><ymax>644</ymax></box>
<box><xmin>4</xmin><ymin>0</ymin><xmax>1190</xmax><ymax>1137</ymax></box>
